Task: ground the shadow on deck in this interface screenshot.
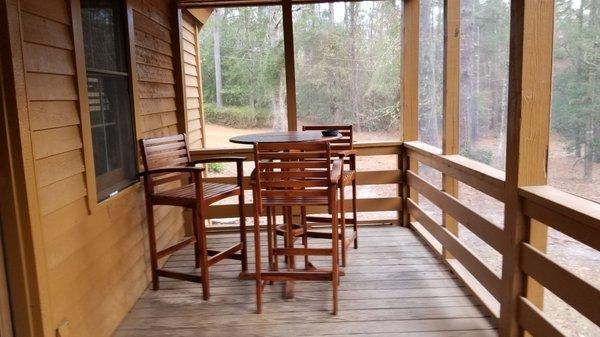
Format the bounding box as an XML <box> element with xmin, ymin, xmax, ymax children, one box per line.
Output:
<box><xmin>114</xmin><ymin>226</ymin><xmax>497</xmax><ymax>337</ymax></box>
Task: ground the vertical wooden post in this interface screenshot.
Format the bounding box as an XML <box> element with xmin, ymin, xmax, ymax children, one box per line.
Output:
<box><xmin>442</xmin><ymin>0</ymin><xmax>460</xmax><ymax>258</ymax></box>
<box><xmin>282</xmin><ymin>0</ymin><xmax>298</xmax><ymax>131</ymax></box>
<box><xmin>401</xmin><ymin>0</ymin><xmax>420</xmax><ymax>227</ymax></box>
<box><xmin>500</xmin><ymin>1</ymin><xmax>554</xmax><ymax>336</ymax></box>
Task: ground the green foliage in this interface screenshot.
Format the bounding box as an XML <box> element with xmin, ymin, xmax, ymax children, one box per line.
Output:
<box><xmin>460</xmin><ymin>146</ymin><xmax>493</xmax><ymax>165</ymax></box>
<box><xmin>204</xmin><ymin>103</ymin><xmax>271</xmax><ymax>128</ymax></box>
<box><xmin>207</xmin><ymin>162</ymin><xmax>225</xmax><ymax>174</ymax></box>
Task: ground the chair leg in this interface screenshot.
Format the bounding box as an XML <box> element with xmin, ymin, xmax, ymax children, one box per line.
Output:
<box><xmin>272</xmin><ymin>207</ymin><xmax>279</xmax><ymax>272</ymax></box>
<box><xmin>238</xmin><ymin>191</ymin><xmax>248</xmax><ymax>272</ymax></box>
<box><xmin>266</xmin><ymin>207</ymin><xmax>274</xmax><ymax>271</ymax></box>
<box><xmin>192</xmin><ymin>208</ymin><xmax>201</xmax><ymax>269</ymax></box>
<box><xmin>340</xmin><ymin>185</ymin><xmax>347</xmax><ymax>267</ymax></box>
<box><xmin>352</xmin><ymin>179</ymin><xmax>358</xmax><ymax>249</ymax></box>
<box><xmin>331</xmin><ymin>197</ymin><xmax>339</xmax><ymax>315</ymax></box>
<box><xmin>301</xmin><ymin>206</ymin><xmax>308</xmax><ymax>269</ymax></box>
<box><xmin>252</xmin><ymin>197</ymin><xmax>263</xmax><ymax>314</ymax></box>
<box><xmin>197</xmin><ymin>206</ymin><xmax>210</xmax><ymax>300</ymax></box>
<box><xmin>145</xmin><ymin>202</ymin><xmax>160</xmax><ymax>290</ymax></box>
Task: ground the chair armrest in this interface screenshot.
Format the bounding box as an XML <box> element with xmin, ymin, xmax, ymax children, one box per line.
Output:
<box><xmin>330</xmin><ymin>159</ymin><xmax>343</xmax><ymax>184</ymax></box>
<box><xmin>189</xmin><ymin>156</ymin><xmax>247</xmax><ymax>165</ymax></box>
<box><xmin>139</xmin><ymin>166</ymin><xmax>204</xmax><ymax>177</ymax></box>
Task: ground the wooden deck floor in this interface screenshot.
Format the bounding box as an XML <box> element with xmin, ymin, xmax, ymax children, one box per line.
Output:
<box><xmin>114</xmin><ymin>226</ymin><xmax>497</xmax><ymax>337</ymax></box>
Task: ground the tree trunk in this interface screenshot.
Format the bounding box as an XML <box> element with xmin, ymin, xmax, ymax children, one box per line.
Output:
<box><xmin>212</xmin><ymin>10</ymin><xmax>223</xmax><ymax>109</ymax></box>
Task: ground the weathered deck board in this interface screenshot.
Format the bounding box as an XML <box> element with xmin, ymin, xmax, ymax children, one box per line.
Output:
<box><xmin>114</xmin><ymin>226</ymin><xmax>497</xmax><ymax>337</ymax></box>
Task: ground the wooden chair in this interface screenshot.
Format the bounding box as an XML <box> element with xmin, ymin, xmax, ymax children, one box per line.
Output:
<box><xmin>302</xmin><ymin>125</ymin><xmax>358</xmax><ymax>266</ymax></box>
<box><xmin>252</xmin><ymin>141</ymin><xmax>343</xmax><ymax>315</ymax></box>
<box><xmin>139</xmin><ymin>134</ymin><xmax>247</xmax><ymax>300</ymax></box>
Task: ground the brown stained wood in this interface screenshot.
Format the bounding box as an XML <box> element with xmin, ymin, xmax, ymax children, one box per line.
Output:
<box><xmin>137</xmin><ymin>63</ymin><xmax>175</xmax><ymax>84</ymax></box>
<box><xmin>31</xmin><ymin>125</ymin><xmax>82</xmax><ymax>159</ymax></box>
<box><xmin>406</xmin><ymin>171</ymin><xmax>504</xmax><ymax>252</ymax></box>
<box><xmin>282</xmin><ymin>0</ymin><xmax>297</xmax><ymax>131</ymax></box>
<box><xmin>517</xmin><ymin>297</ymin><xmax>566</xmax><ymax>337</ymax></box>
<box><xmin>20</xmin><ymin>0</ymin><xmax>70</xmax><ymax>24</ymax></box>
<box><xmin>140</xmin><ymin>134</ymin><xmax>247</xmax><ymax>299</ymax></box>
<box><xmin>20</xmin><ymin>11</ymin><xmax>74</xmax><ymax>50</ymax></box>
<box><xmin>23</xmin><ymin>42</ymin><xmax>75</xmax><ymax>75</ymax></box>
<box><xmin>133</xmin><ymin>10</ymin><xmax>172</xmax><ymax>43</ymax></box>
<box><xmin>139</xmin><ymin>82</ymin><xmax>176</xmax><ymax>98</ymax></box>
<box><xmin>25</xmin><ymin>73</ymin><xmax>78</xmax><ymax>101</ymax></box>
<box><xmin>28</xmin><ymin>101</ymin><xmax>80</xmax><ymax>131</ymax></box>
<box><xmin>34</xmin><ymin>149</ymin><xmax>85</xmax><ymax>188</ymax></box>
<box><xmin>134</xmin><ymin>30</ymin><xmax>173</xmax><ymax>57</ymax></box>
<box><xmin>136</xmin><ymin>47</ymin><xmax>174</xmax><ymax>70</ymax></box>
<box><xmin>407</xmin><ymin>199</ymin><xmax>502</xmax><ymax>300</ymax></box>
<box><xmin>140</xmin><ymin>98</ymin><xmax>177</xmax><ymax>115</ymax></box>
<box><xmin>38</xmin><ymin>173</ymin><xmax>87</xmax><ymax>216</ymax></box>
<box><xmin>442</xmin><ymin>0</ymin><xmax>460</xmax><ymax>260</ymax></box>
<box><xmin>500</xmin><ymin>1</ymin><xmax>555</xmax><ymax>336</ymax></box>
<box><xmin>520</xmin><ymin>243</ymin><xmax>600</xmax><ymax>325</ymax></box>
<box><xmin>113</xmin><ymin>226</ymin><xmax>495</xmax><ymax>336</ymax></box>
<box><xmin>405</xmin><ymin>141</ymin><xmax>505</xmax><ymax>201</ymax></box>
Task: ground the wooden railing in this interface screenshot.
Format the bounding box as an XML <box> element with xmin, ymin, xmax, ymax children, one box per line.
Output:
<box><xmin>190</xmin><ymin>141</ymin><xmax>403</xmax><ymax>227</ymax></box>
<box><xmin>403</xmin><ymin>140</ymin><xmax>600</xmax><ymax>336</ymax></box>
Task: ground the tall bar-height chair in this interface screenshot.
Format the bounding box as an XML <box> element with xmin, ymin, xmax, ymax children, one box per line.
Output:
<box><xmin>252</xmin><ymin>141</ymin><xmax>343</xmax><ymax>314</ymax></box>
<box><xmin>139</xmin><ymin>134</ymin><xmax>247</xmax><ymax>300</ymax></box>
<box><xmin>302</xmin><ymin>125</ymin><xmax>358</xmax><ymax>266</ymax></box>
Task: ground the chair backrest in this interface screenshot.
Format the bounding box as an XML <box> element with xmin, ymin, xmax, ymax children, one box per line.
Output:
<box><xmin>139</xmin><ymin>134</ymin><xmax>192</xmax><ymax>193</ymax></box>
<box><xmin>253</xmin><ymin>141</ymin><xmax>332</xmax><ymax>211</ymax></box>
<box><xmin>302</xmin><ymin>125</ymin><xmax>353</xmax><ymax>151</ymax></box>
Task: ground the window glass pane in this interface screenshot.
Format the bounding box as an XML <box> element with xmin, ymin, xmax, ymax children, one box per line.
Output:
<box><xmin>418</xmin><ymin>0</ymin><xmax>443</xmax><ymax>149</ymax></box>
<box><xmin>549</xmin><ymin>0</ymin><xmax>599</xmax><ymax>203</ymax></box>
<box><xmin>459</xmin><ymin>0</ymin><xmax>510</xmax><ymax>170</ymax></box>
<box><xmin>293</xmin><ymin>1</ymin><xmax>402</xmax><ymax>142</ymax></box>
<box><xmin>81</xmin><ymin>0</ymin><xmax>127</xmax><ymax>72</ymax></box>
<box><xmin>82</xmin><ymin>0</ymin><xmax>137</xmax><ymax>201</ymax></box>
<box><xmin>200</xmin><ymin>7</ymin><xmax>287</xmax><ymax>148</ymax></box>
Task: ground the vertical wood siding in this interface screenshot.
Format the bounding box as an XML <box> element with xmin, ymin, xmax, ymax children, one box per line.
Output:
<box><xmin>17</xmin><ymin>0</ymin><xmax>186</xmax><ymax>336</ymax></box>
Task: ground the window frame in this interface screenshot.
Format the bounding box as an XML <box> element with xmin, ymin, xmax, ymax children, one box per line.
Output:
<box><xmin>73</xmin><ymin>0</ymin><xmax>141</xmax><ymax>210</ymax></box>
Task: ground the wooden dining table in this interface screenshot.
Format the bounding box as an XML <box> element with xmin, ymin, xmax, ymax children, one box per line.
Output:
<box><xmin>230</xmin><ymin>130</ymin><xmax>342</xmax><ymax>299</ymax></box>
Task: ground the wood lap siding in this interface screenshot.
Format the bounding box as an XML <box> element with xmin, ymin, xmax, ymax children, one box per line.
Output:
<box><xmin>182</xmin><ymin>12</ymin><xmax>205</xmax><ymax>148</ymax></box>
<box><xmin>17</xmin><ymin>0</ymin><xmax>186</xmax><ymax>336</ymax></box>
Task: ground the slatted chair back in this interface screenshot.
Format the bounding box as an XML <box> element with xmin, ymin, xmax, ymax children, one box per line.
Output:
<box><xmin>253</xmin><ymin>141</ymin><xmax>332</xmax><ymax>212</ymax></box>
<box><xmin>139</xmin><ymin>134</ymin><xmax>192</xmax><ymax>193</ymax></box>
<box><xmin>302</xmin><ymin>125</ymin><xmax>353</xmax><ymax>152</ymax></box>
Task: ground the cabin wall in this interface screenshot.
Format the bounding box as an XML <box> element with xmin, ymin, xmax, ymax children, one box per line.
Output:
<box><xmin>181</xmin><ymin>11</ymin><xmax>205</xmax><ymax>148</ymax></box>
<box><xmin>14</xmin><ymin>0</ymin><xmax>187</xmax><ymax>336</ymax></box>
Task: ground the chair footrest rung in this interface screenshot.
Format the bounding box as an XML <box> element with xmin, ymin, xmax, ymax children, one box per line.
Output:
<box><xmin>260</xmin><ymin>271</ymin><xmax>333</xmax><ymax>281</ymax></box>
<box><xmin>274</xmin><ymin>224</ymin><xmax>305</xmax><ymax>237</ymax></box>
<box><xmin>157</xmin><ymin>236</ymin><xmax>195</xmax><ymax>259</ymax></box>
<box><xmin>207</xmin><ymin>243</ymin><xmax>244</xmax><ymax>266</ymax></box>
<box><xmin>156</xmin><ymin>269</ymin><xmax>202</xmax><ymax>283</ymax></box>
<box><xmin>306</xmin><ymin>215</ymin><xmax>355</xmax><ymax>224</ymax></box>
<box><xmin>272</xmin><ymin>247</ymin><xmax>332</xmax><ymax>256</ymax></box>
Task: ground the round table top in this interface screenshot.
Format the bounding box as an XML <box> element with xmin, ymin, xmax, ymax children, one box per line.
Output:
<box><xmin>229</xmin><ymin>131</ymin><xmax>341</xmax><ymax>144</ymax></box>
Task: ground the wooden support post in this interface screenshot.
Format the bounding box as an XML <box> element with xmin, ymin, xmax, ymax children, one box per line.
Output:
<box><xmin>441</xmin><ymin>0</ymin><xmax>460</xmax><ymax>259</ymax></box>
<box><xmin>282</xmin><ymin>0</ymin><xmax>298</xmax><ymax>131</ymax></box>
<box><xmin>401</xmin><ymin>0</ymin><xmax>420</xmax><ymax>227</ymax></box>
<box><xmin>499</xmin><ymin>1</ymin><xmax>555</xmax><ymax>336</ymax></box>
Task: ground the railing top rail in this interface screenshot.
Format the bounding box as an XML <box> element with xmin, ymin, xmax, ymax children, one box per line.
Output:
<box><xmin>519</xmin><ymin>185</ymin><xmax>600</xmax><ymax>233</ymax></box>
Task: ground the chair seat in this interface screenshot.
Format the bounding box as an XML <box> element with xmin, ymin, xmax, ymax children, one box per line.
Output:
<box><xmin>152</xmin><ymin>182</ymin><xmax>240</xmax><ymax>206</ymax></box>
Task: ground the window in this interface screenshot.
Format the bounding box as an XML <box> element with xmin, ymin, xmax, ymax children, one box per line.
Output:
<box><xmin>81</xmin><ymin>0</ymin><xmax>137</xmax><ymax>201</ymax></box>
